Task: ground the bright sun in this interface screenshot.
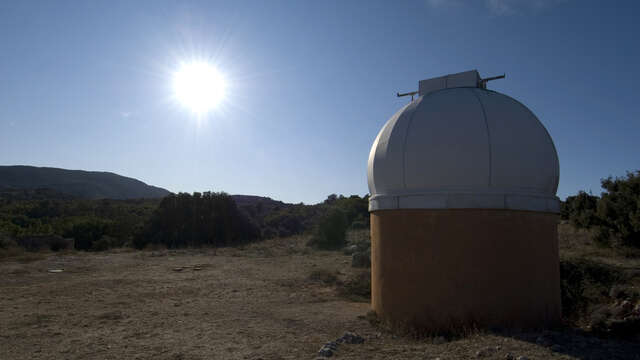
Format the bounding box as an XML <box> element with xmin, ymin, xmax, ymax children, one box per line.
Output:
<box><xmin>173</xmin><ymin>61</ymin><xmax>226</xmax><ymax>114</ymax></box>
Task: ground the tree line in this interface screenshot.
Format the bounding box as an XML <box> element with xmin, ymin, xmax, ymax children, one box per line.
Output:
<box><xmin>133</xmin><ymin>192</ymin><xmax>260</xmax><ymax>249</ymax></box>
<box><xmin>561</xmin><ymin>170</ymin><xmax>640</xmax><ymax>247</ymax></box>
<box><xmin>3</xmin><ymin>169</ymin><xmax>638</xmax><ymax>252</ymax></box>
<box><xmin>0</xmin><ymin>188</ymin><xmax>369</xmax><ymax>252</ymax></box>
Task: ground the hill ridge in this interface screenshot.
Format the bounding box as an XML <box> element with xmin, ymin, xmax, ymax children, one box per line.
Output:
<box><xmin>0</xmin><ymin>165</ymin><xmax>171</xmax><ymax>200</ymax></box>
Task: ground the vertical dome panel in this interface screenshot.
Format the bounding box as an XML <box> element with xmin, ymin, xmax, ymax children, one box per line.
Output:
<box><xmin>404</xmin><ymin>89</ymin><xmax>490</xmax><ymax>191</ymax></box>
<box><xmin>368</xmin><ymin>101</ymin><xmax>418</xmax><ymax>196</ymax></box>
<box><xmin>474</xmin><ymin>89</ymin><xmax>559</xmax><ymax>195</ymax></box>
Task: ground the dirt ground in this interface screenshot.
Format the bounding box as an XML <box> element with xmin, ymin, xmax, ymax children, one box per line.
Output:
<box><xmin>1</xmin><ymin>235</ymin><xmax>639</xmax><ymax>360</ymax></box>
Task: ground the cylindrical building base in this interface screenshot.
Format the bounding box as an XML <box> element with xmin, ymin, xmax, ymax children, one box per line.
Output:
<box><xmin>371</xmin><ymin>209</ymin><xmax>561</xmax><ymax>332</ymax></box>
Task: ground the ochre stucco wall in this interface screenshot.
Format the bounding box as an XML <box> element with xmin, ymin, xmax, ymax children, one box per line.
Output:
<box><xmin>370</xmin><ymin>209</ymin><xmax>561</xmax><ymax>332</ymax></box>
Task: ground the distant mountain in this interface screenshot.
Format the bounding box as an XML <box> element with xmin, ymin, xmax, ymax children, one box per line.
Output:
<box><xmin>0</xmin><ymin>166</ymin><xmax>171</xmax><ymax>200</ymax></box>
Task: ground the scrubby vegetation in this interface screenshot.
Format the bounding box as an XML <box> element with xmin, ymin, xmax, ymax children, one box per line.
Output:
<box><xmin>557</xmin><ymin>223</ymin><xmax>640</xmax><ymax>338</ymax></box>
<box><xmin>561</xmin><ymin>191</ymin><xmax>599</xmax><ymax>229</ymax></box>
<box><xmin>0</xmin><ymin>188</ymin><xmax>369</xmax><ymax>253</ymax></box>
<box><xmin>308</xmin><ymin>208</ymin><xmax>349</xmax><ymax>249</ymax></box>
<box><xmin>305</xmin><ymin>194</ymin><xmax>369</xmax><ymax>249</ymax></box>
<box><xmin>0</xmin><ymin>188</ymin><xmax>159</xmax><ymax>252</ymax></box>
<box><xmin>306</xmin><ymin>264</ymin><xmax>371</xmax><ymax>302</ymax></box>
<box><xmin>559</xmin><ymin>258</ymin><xmax>626</xmax><ymax>322</ymax></box>
<box><xmin>596</xmin><ymin>172</ymin><xmax>640</xmax><ymax>247</ymax></box>
<box><xmin>339</xmin><ymin>270</ymin><xmax>371</xmax><ymax>302</ymax></box>
<box><xmin>561</xmin><ymin>170</ymin><xmax>640</xmax><ymax>248</ymax></box>
<box><xmin>235</xmin><ymin>193</ymin><xmax>369</xmax><ymax>240</ymax></box>
<box><xmin>133</xmin><ymin>192</ymin><xmax>260</xmax><ymax>249</ymax></box>
<box><xmin>556</xmin><ymin>171</ymin><xmax>640</xmax><ymax>337</ymax></box>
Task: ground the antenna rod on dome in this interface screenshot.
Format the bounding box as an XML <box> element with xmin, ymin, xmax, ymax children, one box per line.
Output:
<box><xmin>397</xmin><ymin>90</ymin><xmax>418</xmax><ymax>101</ymax></box>
<box><xmin>478</xmin><ymin>74</ymin><xmax>506</xmax><ymax>88</ymax></box>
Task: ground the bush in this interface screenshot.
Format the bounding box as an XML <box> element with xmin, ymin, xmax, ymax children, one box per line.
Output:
<box><xmin>560</xmin><ymin>259</ymin><xmax>589</xmax><ymax>319</ymax></box>
<box><xmin>349</xmin><ymin>214</ymin><xmax>369</xmax><ymax>230</ymax></box>
<box><xmin>589</xmin><ymin>301</ymin><xmax>640</xmax><ymax>337</ymax></box>
<box><xmin>561</xmin><ymin>191</ymin><xmax>599</xmax><ymax>229</ymax></box>
<box><xmin>332</xmin><ymin>195</ymin><xmax>369</xmax><ymax>226</ymax></box>
<box><xmin>15</xmin><ymin>235</ymin><xmax>67</xmax><ymax>252</ymax></box>
<box><xmin>308</xmin><ymin>208</ymin><xmax>348</xmax><ymax>250</ymax></box>
<box><xmin>48</xmin><ymin>236</ymin><xmax>70</xmax><ymax>252</ymax></box>
<box><xmin>560</xmin><ymin>258</ymin><xmax>625</xmax><ymax>321</ymax></box>
<box><xmin>349</xmin><ymin>236</ymin><xmax>371</xmax><ymax>268</ymax></box>
<box><xmin>351</xmin><ymin>250</ymin><xmax>371</xmax><ymax>268</ymax></box>
<box><xmin>560</xmin><ymin>170</ymin><xmax>640</xmax><ymax>248</ymax></box>
<box><xmin>257</xmin><ymin>203</ymin><xmax>321</xmax><ymax>239</ymax></box>
<box><xmin>134</xmin><ymin>192</ymin><xmax>260</xmax><ymax>249</ymax></box>
<box><xmin>596</xmin><ymin>171</ymin><xmax>640</xmax><ymax>247</ymax></box>
<box><xmin>339</xmin><ymin>271</ymin><xmax>371</xmax><ymax>301</ymax></box>
<box><xmin>0</xmin><ymin>234</ymin><xmax>17</xmax><ymax>249</ymax></box>
<box><xmin>68</xmin><ymin>220</ymin><xmax>108</xmax><ymax>251</ymax></box>
<box><xmin>91</xmin><ymin>236</ymin><xmax>119</xmax><ymax>251</ymax></box>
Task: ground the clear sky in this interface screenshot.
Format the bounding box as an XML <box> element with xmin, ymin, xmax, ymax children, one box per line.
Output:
<box><xmin>1</xmin><ymin>0</ymin><xmax>638</xmax><ymax>204</ymax></box>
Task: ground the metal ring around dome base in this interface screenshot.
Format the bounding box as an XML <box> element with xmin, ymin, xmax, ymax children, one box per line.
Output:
<box><xmin>368</xmin><ymin>192</ymin><xmax>560</xmax><ymax>213</ymax></box>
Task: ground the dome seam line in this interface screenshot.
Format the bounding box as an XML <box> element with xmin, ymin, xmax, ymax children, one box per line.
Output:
<box><xmin>505</xmin><ymin>94</ymin><xmax>560</xmax><ymax>194</ymax></box>
<box><xmin>470</xmin><ymin>88</ymin><xmax>493</xmax><ymax>188</ymax></box>
<box><xmin>401</xmin><ymin>98</ymin><xmax>422</xmax><ymax>190</ymax></box>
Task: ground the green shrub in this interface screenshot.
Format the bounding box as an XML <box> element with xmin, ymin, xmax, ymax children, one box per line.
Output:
<box><xmin>308</xmin><ymin>208</ymin><xmax>348</xmax><ymax>250</ymax></box>
<box><xmin>134</xmin><ymin>192</ymin><xmax>260</xmax><ymax>249</ymax></box>
<box><xmin>48</xmin><ymin>236</ymin><xmax>70</xmax><ymax>252</ymax></box>
<box><xmin>351</xmin><ymin>249</ymin><xmax>371</xmax><ymax>268</ymax></box>
<box><xmin>560</xmin><ymin>259</ymin><xmax>588</xmax><ymax>320</ymax></box>
<box><xmin>349</xmin><ymin>214</ymin><xmax>369</xmax><ymax>230</ymax></box>
<box><xmin>69</xmin><ymin>220</ymin><xmax>108</xmax><ymax>251</ymax></box>
<box><xmin>332</xmin><ymin>195</ymin><xmax>369</xmax><ymax>226</ymax></box>
<box><xmin>339</xmin><ymin>271</ymin><xmax>371</xmax><ymax>301</ymax></box>
<box><xmin>589</xmin><ymin>301</ymin><xmax>640</xmax><ymax>337</ymax></box>
<box><xmin>561</xmin><ymin>191</ymin><xmax>599</xmax><ymax>229</ymax></box>
<box><xmin>560</xmin><ymin>258</ymin><xmax>625</xmax><ymax>321</ymax></box>
<box><xmin>0</xmin><ymin>234</ymin><xmax>17</xmax><ymax>249</ymax></box>
<box><xmin>560</xmin><ymin>170</ymin><xmax>640</xmax><ymax>248</ymax></box>
<box><xmin>91</xmin><ymin>236</ymin><xmax>117</xmax><ymax>251</ymax></box>
<box><xmin>596</xmin><ymin>171</ymin><xmax>640</xmax><ymax>247</ymax></box>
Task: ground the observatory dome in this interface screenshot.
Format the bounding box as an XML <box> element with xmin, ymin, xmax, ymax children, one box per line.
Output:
<box><xmin>367</xmin><ymin>72</ymin><xmax>559</xmax><ymax>213</ymax></box>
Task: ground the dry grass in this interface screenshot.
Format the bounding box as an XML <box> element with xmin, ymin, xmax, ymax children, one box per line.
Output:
<box><xmin>346</xmin><ymin>229</ymin><xmax>370</xmax><ymax>245</ymax></box>
<box><xmin>0</xmin><ymin>247</ymin><xmax>48</xmax><ymax>263</ymax></box>
<box><xmin>308</xmin><ymin>268</ymin><xmax>340</xmax><ymax>285</ymax></box>
<box><xmin>558</xmin><ymin>223</ymin><xmax>640</xmax><ymax>296</ymax></box>
<box><xmin>559</xmin><ymin>224</ymin><xmax>640</xmax><ymax>270</ymax></box>
<box><xmin>1</xmin><ymin>230</ymin><xmax>639</xmax><ymax>359</ymax></box>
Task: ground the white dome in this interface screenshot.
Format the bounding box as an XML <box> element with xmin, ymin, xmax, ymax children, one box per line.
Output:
<box><xmin>367</xmin><ymin>87</ymin><xmax>560</xmax><ymax>213</ymax></box>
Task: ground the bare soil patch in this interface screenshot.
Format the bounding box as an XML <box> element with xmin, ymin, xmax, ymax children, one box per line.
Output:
<box><xmin>1</xmin><ymin>235</ymin><xmax>639</xmax><ymax>359</ymax></box>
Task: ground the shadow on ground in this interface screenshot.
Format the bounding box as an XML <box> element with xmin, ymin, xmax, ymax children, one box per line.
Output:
<box><xmin>495</xmin><ymin>328</ymin><xmax>640</xmax><ymax>360</ymax></box>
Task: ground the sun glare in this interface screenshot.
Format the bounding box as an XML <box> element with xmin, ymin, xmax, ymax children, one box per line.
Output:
<box><xmin>173</xmin><ymin>61</ymin><xmax>226</xmax><ymax>114</ymax></box>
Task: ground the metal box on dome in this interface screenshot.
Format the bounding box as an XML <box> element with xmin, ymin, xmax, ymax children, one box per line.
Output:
<box><xmin>367</xmin><ymin>70</ymin><xmax>562</xmax><ymax>331</ymax></box>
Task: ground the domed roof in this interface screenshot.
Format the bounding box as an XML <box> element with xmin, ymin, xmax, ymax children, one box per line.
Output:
<box><xmin>367</xmin><ymin>72</ymin><xmax>559</xmax><ymax>213</ymax></box>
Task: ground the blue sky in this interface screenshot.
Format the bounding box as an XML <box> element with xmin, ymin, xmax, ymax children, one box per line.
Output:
<box><xmin>1</xmin><ymin>0</ymin><xmax>638</xmax><ymax>204</ymax></box>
